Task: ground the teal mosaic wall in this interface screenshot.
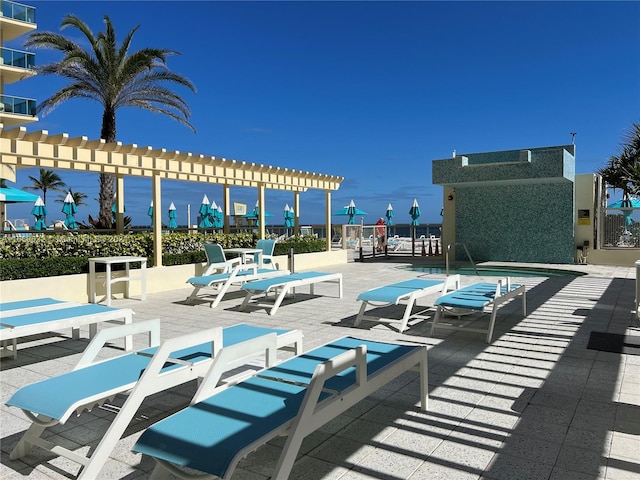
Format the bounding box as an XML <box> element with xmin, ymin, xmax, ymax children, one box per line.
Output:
<box><xmin>456</xmin><ymin>183</ymin><xmax>574</xmax><ymax>263</ymax></box>
<box><xmin>433</xmin><ymin>145</ymin><xmax>576</xmax><ymax>263</ymax></box>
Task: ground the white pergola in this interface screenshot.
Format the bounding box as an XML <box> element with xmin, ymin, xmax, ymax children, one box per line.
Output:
<box><xmin>0</xmin><ymin>124</ymin><xmax>343</xmax><ymax>266</ymax></box>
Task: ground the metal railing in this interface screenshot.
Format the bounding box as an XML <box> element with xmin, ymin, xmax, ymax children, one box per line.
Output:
<box><xmin>0</xmin><ymin>47</ymin><xmax>35</xmax><ymax>69</ymax></box>
<box><xmin>602</xmin><ymin>208</ymin><xmax>640</xmax><ymax>248</ymax></box>
<box><xmin>446</xmin><ymin>243</ymin><xmax>478</xmax><ymax>276</ymax></box>
<box><xmin>0</xmin><ymin>94</ymin><xmax>37</xmax><ymax>115</ymax></box>
<box><xmin>1</xmin><ymin>0</ymin><xmax>36</xmax><ymax>23</ymax></box>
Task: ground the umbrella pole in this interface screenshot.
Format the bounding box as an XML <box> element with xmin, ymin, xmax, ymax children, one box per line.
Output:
<box><xmin>411</xmin><ymin>226</ymin><xmax>416</xmax><ymax>256</ymax></box>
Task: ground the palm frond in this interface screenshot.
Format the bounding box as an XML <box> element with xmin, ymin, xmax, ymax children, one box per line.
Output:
<box><xmin>24</xmin><ymin>32</ymin><xmax>80</xmax><ymax>52</ymax></box>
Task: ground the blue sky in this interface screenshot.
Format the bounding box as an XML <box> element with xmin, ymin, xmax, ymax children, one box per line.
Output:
<box><xmin>4</xmin><ymin>0</ymin><xmax>639</xmax><ymax>227</ymax></box>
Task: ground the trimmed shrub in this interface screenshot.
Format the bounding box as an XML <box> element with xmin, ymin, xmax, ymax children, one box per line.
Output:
<box><xmin>0</xmin><ymin>257</ymin><xmax>89</xmax><ymax>280</ymax></box>
<box><xmin>0</xmin><ymin>232</ymin><xmax>326</xmax><ymax>280</ymax></box>
<box><xmin>275</xmin><ymin>236</ymin><xmax>326</xmax><ymax>255</ymax></box>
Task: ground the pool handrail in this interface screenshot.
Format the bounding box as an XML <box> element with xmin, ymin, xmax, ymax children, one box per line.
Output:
<box><xmin>446</xmin><ymin>243</ymin><xmax>479</xmax><ymax>276</ymax></box>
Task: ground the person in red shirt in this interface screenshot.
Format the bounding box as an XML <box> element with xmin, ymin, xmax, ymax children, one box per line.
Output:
<box><xmin>376</xmin><ymin>217</ymin><xmax>386</xmax><ymax>252</ymax></box>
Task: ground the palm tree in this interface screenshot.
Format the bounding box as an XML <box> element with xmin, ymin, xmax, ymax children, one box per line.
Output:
<box><xmin>24</xmin><ymin>168</ymin><xmax>67</xmax><ymax>205</ymax></box>
<box><xmin>55</xmin><ymin>189</ymin><xmax>88</xmax><ymax>207</ymax></box>
<box><xmin>25</xmin><ymin>14</ymin><xmax>197</xmax><ymax>228</ymax></box>
<box><xmin>598</xmin><ymin>122</ymin><xmax>640</xmax><ymax>199</ymax></box>
<box><xmin>23</xmin><ymin>168</ymin><xmax>67</xmax><ymax>223</ymax></box>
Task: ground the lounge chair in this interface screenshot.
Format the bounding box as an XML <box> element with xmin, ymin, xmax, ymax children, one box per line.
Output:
<box><xmin>386</xmin><ymin>235</ymin><xmax>402</xmax><ymax>251</ymax></box>
<box><xmin>133</xmin><ymin>335</ymin><xmax>428</xmax><ymax>480</ymax></box>
<box><xmin>240</xmin><ymin>271</ymin><xmax>343</xmax><ymax>315</ymax></box>
<box><xmin>0</xmin><ymin>302</ymin><xmax>133</xmax><ymax>359</ymax></box>
<box><xmin>201</xmin><ymin>242</ymin><xmax>242</xmax><ymax>275</ymax></box>
<box><xmin>186</xmin><ymin>263</ymin><xmax>290</xmax><ymax>307</ymax></box>
<box><xmin>0</xmin><ymin>297</ymin><xmax>77</xmax><ymax>318</ymax></box>
<box><xmin>430</xmin><ymin>274</ymin><xmax>527</xmax><ymax>343</ymax></box>
<box><xmin>354</xmin><ymin>278</ymin><xmax>444</xmax><ymax>332</ymax></box>
<box><xmin>244</xmin><ymin>238</ymin><xmax>277</xmax><ymax>269</ymax></box>
<box><xmin>6</xmin><ymin>319</ymin><xmax>303</xmax><ymax>480</ymax></box>
<box><xmin>331</xmin><ymin>226</ymin><xmax>342</xmax><ymax>246</ymax></box>
<box><xmin>346</xmin><ymin>236</ymin><xmax>360</xmax><ymax>249</ymax></box>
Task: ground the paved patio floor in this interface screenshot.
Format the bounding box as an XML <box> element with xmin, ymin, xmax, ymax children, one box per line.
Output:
<box><xmin>1</xmin><ymin>260</ymin><xmax>639</xmax><ymax>479</ymax></box>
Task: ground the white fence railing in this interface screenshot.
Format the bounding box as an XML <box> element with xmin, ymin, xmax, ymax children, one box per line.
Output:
<box><xmin>602</xmin><ymin>208</ymin><xmax>640</xmax><ymax>247</ymax></box>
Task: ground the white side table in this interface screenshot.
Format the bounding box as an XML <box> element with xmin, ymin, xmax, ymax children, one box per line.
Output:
<box><xmin>224</xmin><ymin>248</ymin><xmax>263</xmax><ymax>267</ymax></box>
<box><xmin>89</xmin><ymin>256</ymin><xmax>147</xmax><ymax>306</ymax></box>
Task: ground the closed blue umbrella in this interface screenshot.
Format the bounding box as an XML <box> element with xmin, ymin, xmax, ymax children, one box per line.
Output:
<box><xmin>213</xmin><ymin>204</ymin><xmax>224</xmax><ymax>228</ymax></box>
<box><xmin>198</xmin><ymin>194</ymin><xmax>213</xmax><ymax>228</ymax></box>
<box><xmin>168</xmin><ymin>202</ymin><xmax>178</xmax><ymax>229</ymax></box>
<box><xmin>284</xmin><ymin>204</ymin><xmax>295</xmax><ymax>228</ymax></box>
<box><xmin>34</xmin><ymin>217</ymin><xmax>47</xmax><ymax>230</ymax></box>
<box><xmin>385</xmin><ymin>203</ymin><xmax>394</xmax><ymax>226</ymax></box>
<box><xmin>62</xmin><ymin>191</ymin><xmax>79</xmax><ymax>229</ymax></box>
<box><xmin>284</xmin><ymin>204</ymin><xmax>295</xmax><ymax>234</ymax></box>
<box><xmin>31</xmin><ymin>196</ymin><xmax>47</xmax><ymax>230</ymax></box>
<box><xmin>347</xmin><ymin>199</ymin><xmax>357</xmax><ymax>224</ymax></box>
<box><xmin>147</xmin><ymin>201</ymin><xmax>154</xmax><ymax>227</ymax></box>
<box><xmin>409</xmin><ymin>199</ymin><xmax>420</xmax><ymax>226</ymax></box>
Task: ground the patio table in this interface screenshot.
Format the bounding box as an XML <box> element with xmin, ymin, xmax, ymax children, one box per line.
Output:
<box><xmin>89</xmin><ymin>256</ymin><xmax>147</xmax><ymax>306</ymax></box>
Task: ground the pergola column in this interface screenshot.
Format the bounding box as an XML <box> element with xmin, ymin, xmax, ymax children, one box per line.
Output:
<box><xmin>258</xmin><ymin>183</ymin><xmax>265</xmax><ymax>239</ymax></box>
<box><xmin>325</xmin><ymin>189</ymin><xmax>332</xmax><ymax>251</ymax></box>
<box><xmin>152</xmin><ymin>173</ymin><xmax>162</xmax><ymax>267</ymax></box>
<box><xmin>115</xmin><ymin>174</ymin><xmax>125</xmax><ymax>234</ymax></box>
<box><xmin>223</xmin><ymin>184</ymin><xmax>230</xmax><ymax>233</ymax></box>
<box><xmin>294</xmin><ymin>191</ymin><xmax>300</xmax><ymax>236</ymax></box>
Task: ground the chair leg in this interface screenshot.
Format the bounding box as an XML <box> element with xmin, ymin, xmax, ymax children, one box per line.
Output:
<box><xmin>186</xmin><ymin>286</ymin><xmax>201</xmax><ymax>304</ymax></box>
<box><xmin>269</xmin><ymin>287</ymin><xmax>290</xmax><ymax>315</ymax></box>
<box><xmin>209</xmin><ymin>280</ymin><xmax>236</xmax><ymax>309</ymax></box>
<box><xmin>486</xmin><ymin>307</ymin><xmax>498</xmax><ymax>344</ymax></box>
<box><xmin>354</xmin><ymin>302</ymin><xmax>368</xmax><ymax>328</ymax></box>
<box><xmin>10</xmin><ymin>419</ymin><xmax>50</xmax><ymax>460</ymax></box>
<box><xmin>430</xmin><ymin>307</ymin><xmax>443</xmax><ymax>337</ymax></box>
<box><xmin>399</xmin><ymin>299</ymin><xmax>417</xmax><ymax>333</ymax></box>
<box><xmin>148</xmin><ymin>463</ymin><xmax>172</xmax><ymax>480</ymax></box>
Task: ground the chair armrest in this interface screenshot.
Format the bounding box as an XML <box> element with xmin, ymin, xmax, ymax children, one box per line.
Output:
<box><xmin>75</xmin><ymin>318</ymin><xmax>160</xmax><ymax>369</ymax></box>
<box><xmin>228</xmin><ymin>256</ymin><xmax>243</xmax><ymax>266</ymax></box>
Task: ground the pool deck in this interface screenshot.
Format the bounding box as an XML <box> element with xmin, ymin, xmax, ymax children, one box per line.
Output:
<box><xmin>1</xmin><ymin>261</ymin><xmax>639</xmax><ymax>479</ymax></box>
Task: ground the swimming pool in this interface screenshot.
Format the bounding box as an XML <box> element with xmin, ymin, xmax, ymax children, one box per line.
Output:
<box><xmin>400</xmin><ymin>264</ymin><xmax>586</xmax><ymax>278</ymax></box>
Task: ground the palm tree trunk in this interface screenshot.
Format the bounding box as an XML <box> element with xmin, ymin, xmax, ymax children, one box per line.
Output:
<box><xmin>98</xmin><ymin>108</ymin><xmax>117</xmax><ymax>228</ymax></box>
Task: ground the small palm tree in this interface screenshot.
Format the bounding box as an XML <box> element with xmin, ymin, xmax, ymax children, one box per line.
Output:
<box><xmin>24</xmin><ymin>168</ymin><xmax>67</xmax><ymax>205</ymax></box>
<box><xmin>24</xmin><ymin>169</ymin><xmax>67</xmax><ymax>223</ymax></box>
<box><xmin>598</xmin><ymin>122</ymin><xmax>640</xmax><ymax>199</ymax></box>
<box><xmin>25</xmin><ymin>14</ymin><xmax>197</xmax><ymax>228</ymax></box>
<box><xmin>55</xmin><ymin>189</ymin><xmax>88</xmax><ymax>207</ymax></box>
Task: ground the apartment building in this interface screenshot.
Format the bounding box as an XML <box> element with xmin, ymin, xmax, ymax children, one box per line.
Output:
<box><xmin>0</xmin><ymin>0</ymin><xmax>37</xmax><ymax>127</ymax></box>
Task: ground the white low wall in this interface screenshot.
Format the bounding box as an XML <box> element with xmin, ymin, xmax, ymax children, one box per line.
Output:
<box><xmin>0</xmin><ymin>249</ymin><xmax>349</xmax><ymax>303</ymax></box>
<box><xmin>587</xmin><ymin>248</ymin><xmax>640</xmax><ymax>267</ymax></box>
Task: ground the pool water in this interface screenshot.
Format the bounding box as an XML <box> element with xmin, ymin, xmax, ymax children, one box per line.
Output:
<box><xmin>400</xmin><ymin>264</ymin><xmax>585</xmax><ymax>278</ymax></box>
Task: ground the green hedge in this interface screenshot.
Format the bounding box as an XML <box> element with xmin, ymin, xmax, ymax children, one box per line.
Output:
<box><xmin>0</xmin><ymin>233</ymin><xmax>326</xmax><ymax>280</ymax></box>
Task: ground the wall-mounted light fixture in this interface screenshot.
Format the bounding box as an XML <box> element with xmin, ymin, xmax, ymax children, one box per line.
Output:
<box><xmin>448</xmin><ymin>194</ymin><xmax>454</xmax><ymax>201</ymax></box>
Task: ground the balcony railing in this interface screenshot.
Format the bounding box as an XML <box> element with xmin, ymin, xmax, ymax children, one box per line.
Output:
<box><xmin>1</xmin><ymin>0</ymin><xmax>36</xmax><ymax>23</ymax></box>
<box><xmin>0</xmin><ymin>94</ymin><xmax>36</xmax><ymax>116</ymax></box>
<box><xmin>0</xmin><ymin>47</ymin><xmax>35</xmax><ymax>69</ymax></box>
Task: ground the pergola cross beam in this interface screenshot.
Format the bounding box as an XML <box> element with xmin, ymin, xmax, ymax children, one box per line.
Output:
<box><xmin>0</xmin><ymin>124</ymin><xmax>342</xmax><ymax>264</ymax></box>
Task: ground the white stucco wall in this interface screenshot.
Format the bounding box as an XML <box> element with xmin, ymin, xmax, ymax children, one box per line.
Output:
<box><xmin>0</xmin><ymin>250</ymin><xmax>348</xmax><ymax>303</ymax></box>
